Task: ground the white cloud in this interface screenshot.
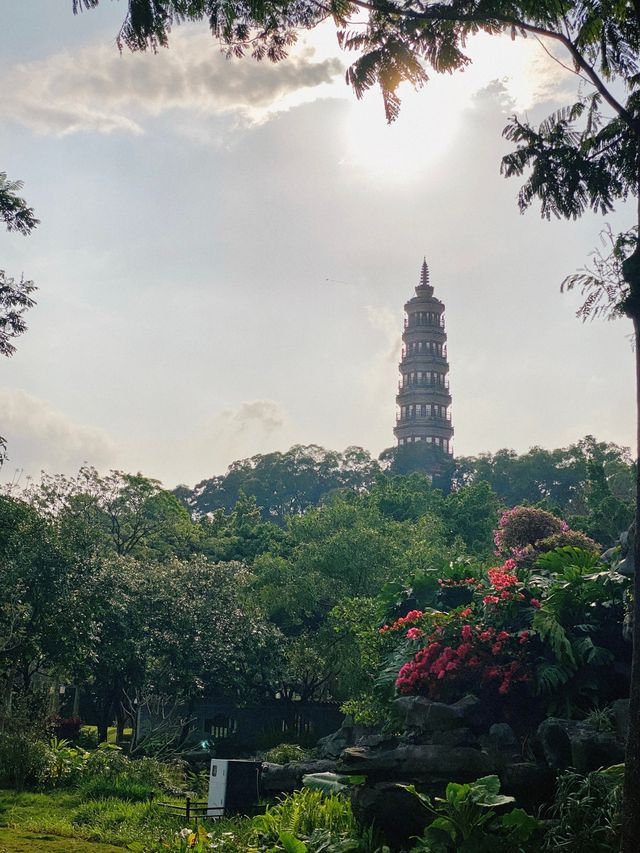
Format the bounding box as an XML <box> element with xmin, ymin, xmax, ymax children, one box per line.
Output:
<box><xmin>0</xmin><ymin>388</ymin><xmax>118</xmax><ymax>481</ymax></box>
<box><xmin>363</xmin><ymin>304</ymin><xmax>402</xmax><ymax>408</ymax></box>
<box><xmin>163</xmin><ymin>400</ymin><xmax>293</xmax><ymax>485</ymax></box>
<box><xmin>216</xmin><ymin>399</ymin><xmax>286</xmax><ymax>435</ymax></box>
<box><xmin>0</xmin><ymin>30</ymin><xmax>344</xmax><ymax>136</ymax></box>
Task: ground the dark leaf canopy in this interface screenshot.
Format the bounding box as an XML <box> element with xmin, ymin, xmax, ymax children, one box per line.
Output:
<box><xmin>76</xmin><ymin>3</ymin><xmax>640</xmax><ymax>122</ymax></box>
<box><xmin>0</xmin><ymin>272</ymin><xmax>37</xmax><ymax>357</ymax></box>
<box><xmin>501</xmin><ymin>93</ymin><xmax>639</xmax><ymax>220</ymax></box>
<box><xmin>0</xmin><ymin>172</ymin><xmax>39</xmax><ymax>236</ymax></box>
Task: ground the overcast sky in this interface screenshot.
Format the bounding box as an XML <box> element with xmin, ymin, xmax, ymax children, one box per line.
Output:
<box><xmin>0</xmin><ymin>1</ymin><xmax>635</xmax><ymax>488</ymax></box>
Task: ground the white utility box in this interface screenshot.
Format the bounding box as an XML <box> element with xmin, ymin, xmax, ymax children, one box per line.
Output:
<box><xmin>207</xmin><ymin>759</ymin><xmax>262</xmax><ymax>818</ymax></box>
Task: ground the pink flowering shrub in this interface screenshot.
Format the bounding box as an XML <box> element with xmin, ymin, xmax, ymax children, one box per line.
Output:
<box><xmin>494</xmin><ymin>506</ymin><xmax>598</xmax><ymax>565</ymax></box>
<box><xmin>494</xmin><ymin>506</ymin><xmax>566</xmax><ymax>556</ymax></box>
<box><xmin>379</xmin><ymin>560</ymin><xmax>539</xmax><ymax>706</ymax></box>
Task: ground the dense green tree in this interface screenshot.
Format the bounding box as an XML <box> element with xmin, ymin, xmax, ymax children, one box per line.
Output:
<box><xmin>197</xmin><ymin>492</ymin><xmax>283</xmax><ymax>562</ymax></box>
<box><xmin>456</xmin><ymin>437</ymin><xmax>634</xmax><ymax>546</ymax></box>
<box><xmin>181</xmin><ymin>444</ymin><xmax>380</xmax><ymax>522</ymax></box>
<box><xmin>252</xmin><ymin>488</ymin><xmax>460</xmax><ymax>702</ymax></box>
<box><xmin>442</xmin><ymin>480</ymin><xmax>501</xmax><ymax>555</ymax></box>
<box><xmin>75</xmin><ymin>557</ymin><xmax>150</xmax><ymax>743</ymax></box>
<box><xmin>0</xmin><ymin>271</ymin><xmax>37</xmax><ymax>359</ymax></box>
<box><xmin>142</xmin><ymin>557</ymin><xmax>281</xmax><ymax>704</ymax></box>
<box><xmin>0</xmin><ymin>496</ymin><xmax>98</xmax><ymax>721</ymax></box>
<box><xmin>1</xmin><ymin>171</ymin><xmax>38</xmax><ymax>459</ymax></box>
<box><xmin>363</xmin><ymin>472</ymin><xmax>444</xmax><ymax>522</ymax></box>
<box><xmin>379</xmin><ymin>443</ymin><xmax>455</xmax><ymax>490</ymax></box>
<box><xmin>22</xmin><ymin>466</ymin><xmax>199</xmax><ymax>560</ymax></box>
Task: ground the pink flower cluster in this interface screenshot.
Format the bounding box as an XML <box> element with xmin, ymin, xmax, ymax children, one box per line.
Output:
<box><xmin>379</xmin><ymin>609</ymin><xmax>424</xmax><ymax>635</ymax></box>
<box><xmin>482</xmin><ymin>562</ymin><xmax>525</xmax><ymax>606</ymax></box>
<box><xmin>395</xmin><ymin>621</ymin><xmax>531</xmax><ymax>700</ymax></box>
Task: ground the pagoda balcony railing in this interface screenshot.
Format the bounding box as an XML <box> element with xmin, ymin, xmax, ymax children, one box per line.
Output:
<box><xmin>398</xmin><ymin>379</ymin><xmax>450</xmax><ymax>392</ymax></box>
<box><xmin>404</xmin><ymin>318</ymin><xmax>445</xmax><ymax>329</ymax></box>
<box><xmin>396</xmin><ymin>414</ymin><xmax>452</xmax><ymax>425</ymax></box>
<box><xmin>401</xmin><ymin>350</ymin><xmax>448</xmax><ymax>362</ymax></box>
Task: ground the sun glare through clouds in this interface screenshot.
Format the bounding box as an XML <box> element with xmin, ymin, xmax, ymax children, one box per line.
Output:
<box><xmin>340</xmin><ymin>32</ymin><xmax>573</xmax><ymax>181</ymax></box>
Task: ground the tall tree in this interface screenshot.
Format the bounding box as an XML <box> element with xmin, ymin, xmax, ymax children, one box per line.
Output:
<box><xmin>79</xmin><ymin>2</ymin><xmax>640</xmax><ymax>842</ymax></box>
<box><xmin>20</xmin><ymin>466</ymin><xmax>198</xmax><ymax>560</ymax></box>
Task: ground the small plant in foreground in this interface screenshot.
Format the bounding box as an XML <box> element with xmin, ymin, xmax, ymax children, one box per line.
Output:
<box><xmin>542</xmin><ymin>767</ymin><xmax>622</xmax><ymax>852</ymax></box>
<box><xmin>407</xmin><ymin>775</ymin><xmax>539</xmax><ymax>853</ymax></box>
<box><xmin>584</xmin><ymin>705</ymin><xmax>615</xmax><ymax>733</ymax></box>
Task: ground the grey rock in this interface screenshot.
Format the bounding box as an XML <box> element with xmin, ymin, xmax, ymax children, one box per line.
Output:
<box><xmin>571</xmin><ymin>730</ymin><xmax>624</xmax><ymax>773</ymax></box>
<box><xmin>355</xmin><ymin>733</ymin><xmax>396</xmax><ymax>749</ymax></box>
<box><xmin>480</xmin><ymin>723</ymin><xmax>520</xmax><ymax>770</ymax></box>
<box><xmin>613</xmin><ymin>698</ymin><xmax>630</xmax><ymax>742</ymax></box>
<box><xmin>393</xmin><ymin>695</ymin><xmax>482</xmax><ymax>735</ymax></box>
<box><xmin>339</xmin><ymin>743</ymin><xmax>493</xmax><ymax>782</ymax></box>
<box><xmin>351</xmin><ymin>783</ymin><xmax>428</xmax><ymax>849</ymax></box>
<box><xmin>261</xmin><ymin>759</ymin><xmax>337</xmax><ymax>793</ymax></box>
<box><xmin>316</xmin><ymin>720</ymin><xmax>375</xmax><ymax>759</ymax></box>
<box><xmin>429</xmin><ymin>727</ymin><xmax>478</xmax><ymax>748</ymax></box>
<box><xmin>500</xmin><ymin>762</ymin><xmax>556</xmax><ymax>811</ymax></box>
<box><xmin>316</xmin><ymin>729</ymin><xmax>350</xmax><ymax>759</ymax></box>
<box><xmin>537</xmin><ymin>719</ymin><xmax>576</xmax><ymax>770</ymax></box>
<box><xmin>537</xmin><ymin>718</ymin><xmax>624</xmax><ymax>773</ymax></box>
<box><xmin>489</xmin><ymin>723</ymin><xmax>518</xmax><ymax>749</ymax></box>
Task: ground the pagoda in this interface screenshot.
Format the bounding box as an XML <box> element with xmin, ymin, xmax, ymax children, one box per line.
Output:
<box><xmin>394</xmin><ymin>259</ymin><xmax>454</xmax><ymax>455</ymax></box>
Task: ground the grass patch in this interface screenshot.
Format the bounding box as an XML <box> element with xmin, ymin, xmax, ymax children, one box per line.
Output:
<box><xmin>0</xmin><ymin>790</ymin><xmax>253</xmax><ymax>851</ymax></box>
<box><xmin>0</xmin><ymin>790</ymin><xmax>176</xmax><ymax>847</ymax></box>
<box><xmin>0</xmin><ymin>826</ymin><xmax>125</xmax><ymax>852</ymax></box>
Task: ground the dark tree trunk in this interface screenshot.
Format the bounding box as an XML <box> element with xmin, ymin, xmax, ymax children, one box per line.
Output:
<box><xmin>97</xmin><ymin>698</ymin><xmax>114</xmax><ymax>745</ymax></box>
<box><xmin>115</xmin><ymin>708</ymin><xmax>125</xmax><ymax>744</ymax></box>
<box><xmin>97</xmin><ymin>718</ymin><xmax>109</xmax><ymax>745</ymax></box>
<box><xmin>620</xmin><ymin>247</ymin><xmax>640</xmax><ymax>852</ymax></box>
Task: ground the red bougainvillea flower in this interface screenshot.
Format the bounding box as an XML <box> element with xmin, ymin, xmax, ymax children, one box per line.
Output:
<box><xmin>406</xmin><ymin>627</ymin><xmax>424</xmax><ymax>640</ymax></box>
<box><xmin>487</xmin><ymin>567</ymin><xmax>518</xmax><ymax>589</ymax></box>
<box><xmin>483</xmin><ymin>595</ymin><xmax>500</xmax><ymax>605</ymax></box>
<box><xmin>530</xmin><ymin>599</ymin><xmax>541</xmax><ymax>608</ymax></box>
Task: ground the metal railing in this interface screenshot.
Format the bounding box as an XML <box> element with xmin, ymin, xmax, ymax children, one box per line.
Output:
<box><xmin>396</xmin><ymin>414</ymin><xmax>452</xmax><ymax>424</ymax></box>
<box><xmin>404</xmin><ymin>318</ymin><xmax>445</xmax><ymax>329</ymax></box>
<box><xmin>398</xmin><ymin>379</ymin><xmax>450</xmax><ymax>392</ymax></box>
<box><xmin>157</xmin><ymin>796</ymin><xmax>223</xmax><ymax>823</ymax></box>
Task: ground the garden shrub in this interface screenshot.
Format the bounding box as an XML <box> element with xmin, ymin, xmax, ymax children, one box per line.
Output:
<box><xmin>408</xmin><ymin>775</ymin><xmax>539</xmax><ymax>852</ymax></box>
<box><xmin>542</xmin><ymin>767</ymin><xmax>622</xmax><ymax>852</ymax></box>
<box><xmin>380</xmin><ymin>562</ymin><xmax>538</xmax><ymax>715</ymax></box>
<box><xmin>531</xmin><ymin>530</ymin><xmax>599</xmax><ymax>563</ymax></box>
<box><xmin>42</xmin><ymin>737</ymin><xmax>90</xmax><ymax>788</ymax></box>
<box><xmin>494</xmin><ymin>506</ymin><xmax>598</xmax><ymax>568</ymax></box>
<box><xmin>495</xmin><ymin>506</ymin><xmax>567</xmax><ymax>555</ymax></box>
<box><xmin>262</xmin><ymin>743</ymin><xmax>312</xmax><ymax>764</ymax></box>
<box><xmin>83</xmin><ymin>746</ymin><xmax>181</xmax><ymax>790</ymax></box>
<box><xmin>0</xmin><ymin>732</ymin><xmax>50</xmax><ymax>790</ymax></box>
<box><xmin>77</xmin><ymin>726</ymin><xmax>100</xmax><ymax>751</ymax></box>
<box><xmin>379</xmin><ymin>545</ymin><xmax>629</xmax><ymax>720</ymax></box>
<box><xmin>51</xmin><ymin>715</ymin><xmax>83</xmax><ymax>741</ymax></box>
<box><xmin>252</xmin><ymin>788</ymin><xmax>357</xmax><ymax>843</ymax></box>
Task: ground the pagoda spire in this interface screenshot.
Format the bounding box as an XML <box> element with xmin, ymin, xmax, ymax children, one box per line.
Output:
<box><xmin>420</xmin><ymin>257</ymin><xmax>429</xmax><ymax>287</ymax></box>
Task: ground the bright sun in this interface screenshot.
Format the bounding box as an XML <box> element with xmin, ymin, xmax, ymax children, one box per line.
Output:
<box><xmin>340</xmin><ymin>32</ymin><xmax>572</xmax><ymax>182</ymax></box>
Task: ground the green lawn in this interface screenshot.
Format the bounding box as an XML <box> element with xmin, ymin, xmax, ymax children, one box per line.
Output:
<box><xmin>0</xmin><ymin>789</ymin><xmax>252</xmax><ymax>852</ymax></box>
<box><xmin>0</xmin><ymin>826</ymin><xmax>125</xmax><ymax>852</ymax></box>
<box><xmin>0</xmin><ymin>790</ymin><xmax>164</xmax><ymax>850</ymax></box>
